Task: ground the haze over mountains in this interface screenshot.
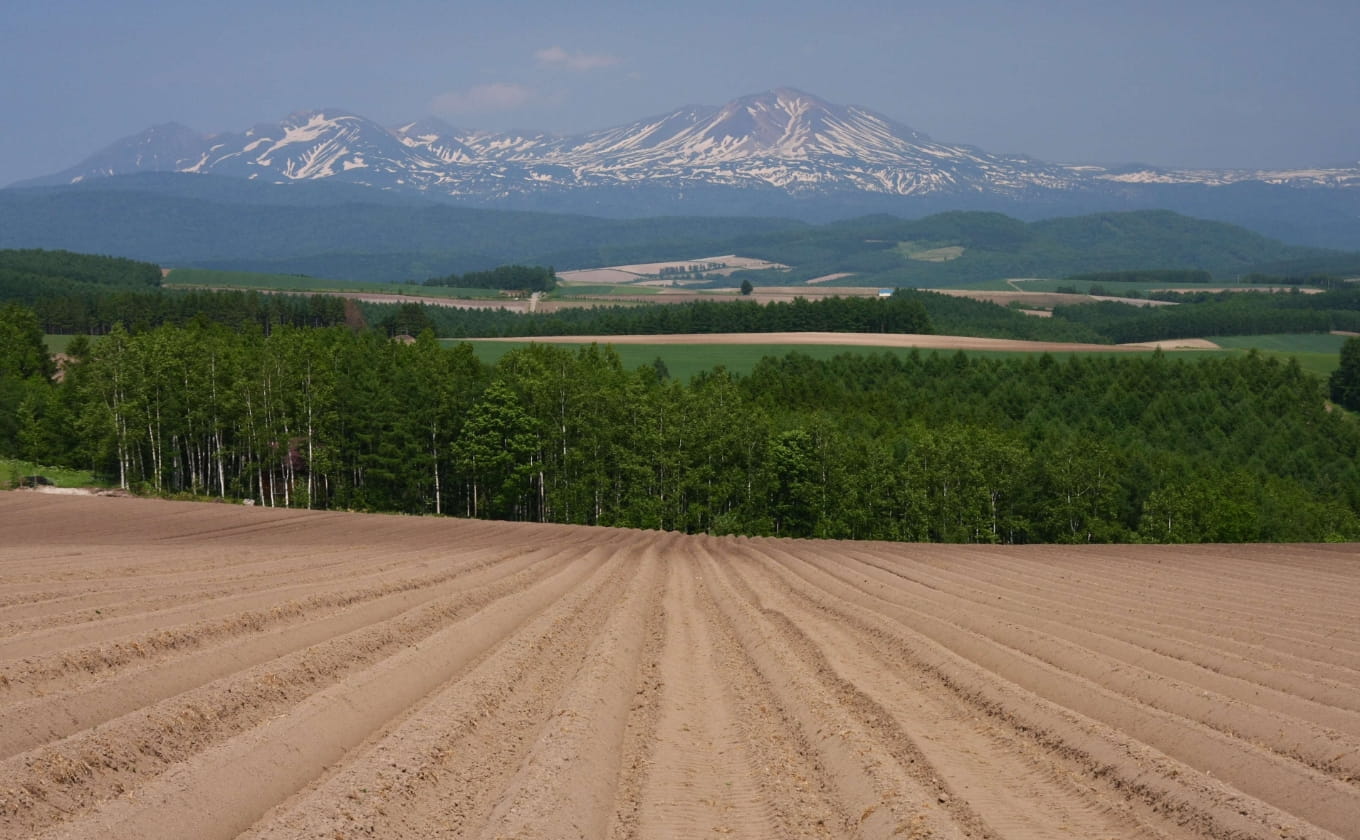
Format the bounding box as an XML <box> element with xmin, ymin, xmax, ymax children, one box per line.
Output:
<box><xmin>2</xmin><ymin>86</ymin><xmax>1360</xmax><ymax>260</ymax></box>
<box><xmin>20</xmin><ymin>88</ymin><xmax>1358</xmax><ymax>194</ymax></box>
<box><xmin>7</xmin><ymin>88</ymin><xmax>1360</xmax><ymax>251</ymax></box>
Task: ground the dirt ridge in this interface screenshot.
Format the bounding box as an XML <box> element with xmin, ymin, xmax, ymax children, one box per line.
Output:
<box><xmin>1</xmin><ymin>493</ymin><xmax>1356</xmax><ymax>840</ymax></box>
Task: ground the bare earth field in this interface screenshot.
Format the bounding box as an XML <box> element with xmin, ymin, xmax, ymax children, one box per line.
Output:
<box><xmin>481</xmin><ymin>331</ymin><xmax>1221</xmax><ymax>351</ymax></box>
<box><xmin>558</xmin><ymin>255</ymin><xmax>787</xmax><ymax>285</ymax></box>
<box><xmin>934</xmin><ymin>289</ymin><xmax>1176</xmax><ymax>308</ymax></box>
<box><xmin>2</xmin><ymin>493</ymin><xmax>1357</xmax><ymax>840</ymax></box>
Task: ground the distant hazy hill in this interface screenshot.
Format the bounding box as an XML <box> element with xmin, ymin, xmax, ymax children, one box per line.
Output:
<box><xmin>0</xmin><ymin>174</ymin><xmax>1350</xmax><ymax>285</ymax></box>
<box><xmin>720</xmin><ymin>210</ymin><xmax>1348</xmax><ymax>287</ymax></box>
<box><xmin>0</xmin><ymin>174</ymin><xmax>807</xmax><ymax>281</ymax></box>
<box><xmin>14</xmin><ymin>88</ymin><xmax>1360</xmax><ymax>250</ymax></box>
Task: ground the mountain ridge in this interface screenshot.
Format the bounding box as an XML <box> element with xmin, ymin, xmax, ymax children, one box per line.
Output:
<box><xmin>2</xmin><ymin>172</ymin><xmax>1347</xmax><ymax>285</ymax></box>
<box><xmin>20</xmin><ymin>88</ymin><xmax>1357</xmax><ymax>197</ymax></box>
<box><xmin>10</xmin><ymin>88</ymin><xmax>1360</xmax><ymax>250</ymax></box>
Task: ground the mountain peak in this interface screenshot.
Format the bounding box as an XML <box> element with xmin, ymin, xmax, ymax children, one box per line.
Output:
<box><xmin>17</xmin><ymin>89</ymin><xmax>1358</xmax><ymax>200</ymax></box>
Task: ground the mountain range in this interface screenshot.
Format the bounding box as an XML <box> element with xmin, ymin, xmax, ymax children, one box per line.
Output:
<box><xmin>9</xmin><ymin>88</ymin><xmax>1360</xmax><ymax>249</ymax></box>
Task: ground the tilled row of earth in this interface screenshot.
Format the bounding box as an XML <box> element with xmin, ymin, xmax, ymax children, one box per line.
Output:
<box><xmin>1</xmin><ymin>493</ymin><xmax>1357</xmax><ymax>839</ymax></box>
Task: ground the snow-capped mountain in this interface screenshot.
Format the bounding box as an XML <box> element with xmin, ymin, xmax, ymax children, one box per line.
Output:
<box><xmin>19</xmin><ymin>88</ymin><xmax>1360</xmax><ymax>208</ymax></box>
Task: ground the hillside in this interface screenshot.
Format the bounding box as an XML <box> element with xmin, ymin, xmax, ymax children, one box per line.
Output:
<box><xmin>1</xmin><ymin>175</ymin><xmax>1350</xmax><ymax>285</ymax></box>
<box><xmin>17</xmin><ymin>88</ymin><xmax>1360</xmax><ymax>249</ymax></box>
<box><xmin>0</xmin><ymin>175</ymin><xmax>806</xmax><ymax>282</ymax></box>
<box><xmin>722</xmin><ymin>210</ymin><xmax>1349</xmax><ymax>287</ymax></box>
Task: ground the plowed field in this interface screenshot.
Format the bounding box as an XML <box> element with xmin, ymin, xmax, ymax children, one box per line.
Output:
<box><xmin>2</xmin><ymin>493</ymin><xmax>1357</xmax><ymax>839</ymax></box>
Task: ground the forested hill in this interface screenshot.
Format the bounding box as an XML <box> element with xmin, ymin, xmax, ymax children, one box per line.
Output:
<box><xmin>2</xmin><ymin>174</ymin><xmax>1353</xmax><ymax>284</ymax></box>
<box><xmin>0</xmin><ymin>176</ymin><xmax>805</xmax><ymax>282</ymax></box>
<box><xmin>5</xmin><ymin>318</ymin><xmax>1357</xmax><ymax>543</ymax></box>
<box><xmin>0</xmin><ymin>249</ymin><xmax>161</xmax><ymax>293</ymax></box>
<box><xmin>721</xmin><ymin>210</ymin><xmax>1352</xmax><ymax>288</ymax></box>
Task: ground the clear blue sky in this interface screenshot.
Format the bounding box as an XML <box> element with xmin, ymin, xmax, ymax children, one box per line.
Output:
<box><xmin>2</xmin><ymin>0</ymin><xmax>1356</xmax><ymax>186</ymax></box>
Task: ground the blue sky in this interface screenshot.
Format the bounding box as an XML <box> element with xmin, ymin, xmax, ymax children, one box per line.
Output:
<box><xmin>2</xmin><ymin>0</ymin><xmax>1356</xmax><ymax>186</ymax></box>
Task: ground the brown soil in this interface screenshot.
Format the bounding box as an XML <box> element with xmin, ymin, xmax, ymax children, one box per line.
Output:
<box><xmin>479</xmin><ymin>330</ymin><xmax>1221</xmax><ymax>352</ymax></box>
<box><xmin>935</xmin><ymin>289</ymin><xmax>1176</xmax><ymax>308</ymax></box>
<box><xmin>1</xmin><ymin>493</ymin><xmax>1355</xmax><ymax>839</ymax></box>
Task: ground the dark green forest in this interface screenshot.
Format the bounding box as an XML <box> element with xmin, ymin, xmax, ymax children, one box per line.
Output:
<box><xmin>721</xmin><ymin>210</ymin><xmax>1354</xmax><ymax>288</ymax></box>
<box><xmin>423</xmin><ymin>294</ymin><xmax>938</xmax><ymax>339</ymax></box>
<box><xmin>6</xmin><ymin>176</ymin><xmax>1357</xmax><ymax>284</ymax></box>
<box><xmin>1065</xmin><ymin>269</ymin><xmax>1212</xmax><ymax>285</ymax></box>
<box><xmin>1053</xmin><ymin>288</ymin><xmax>1360</xmax><ymax>344</ymax></box>
<box><xmin>4</xmin><ymin>308</ymin><xmax>1357</xmax><ymax>543</ymax></box>
<box><xmin>425</xmin><ymin>265</ymin><xmax>558</xmax><ymax>292</ymax></box>
<box><xmin>5</xmin><ymin>248</ymin><xmax>1360</xmax><ymax>545</ymax></box>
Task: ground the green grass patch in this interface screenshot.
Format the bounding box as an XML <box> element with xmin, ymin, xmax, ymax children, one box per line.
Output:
<box><xmin>1002</xmin><ymin>278</ymin><xmax>1330</xmax><ymax>296</ymax></box>
<box><xmin>1212</xmin><ymin>333</ymin><xmax>1350</xmax><ymax>354</ymax></box>
<box><xmin>1210</xmin><ymin>333</ymin><xmax>1348</xmax><ymax>378</ymax></box>
<box><xmin>553</xmin><ymin>284</ymin><xmax>662</xmax><ymax>297</ymax></box>
<box><xmin>43</xmin><ymin>334</ymin><xmax>78</xmax><ymax>353</ymax></box>
<box><xmin>0</xmin><ymin>458</ymin><xmax>111</xmax><ymax>489</ymax></box>
<box><xmin>449</xmin><ymin>339</ymin><xmax>1235</xmax><ymax>382</ymax></box>
<box><xmin>1008</xmin><ymin>278</ymin><xmax>1172</xmax><ymax>295</ymax></box>
<box><xmin>165</xmin><ymin>268</ymin><xmax>504</xmax><ymax>299</ymax></box>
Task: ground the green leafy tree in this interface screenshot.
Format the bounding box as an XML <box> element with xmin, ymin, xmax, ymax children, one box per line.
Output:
<box><xmin>765</xmin><ymin>428</ymin><xmax>819</xmax><ymax>537</ymax></box>
<box><xmin>454</xmin><ymin>379</ymin><xmax>538</xmax><ymax>519</ymax></box>
<box><xmin>1329</xmin><ymin>337</ymin><xmax>1360</xmax><ymax>411</ymax></box>
<box><xmin>1139</xmin><ymin>472</ymin><xmax>1258</xmax><ymax>543</ymax></box>
<box><xmin>1038</xmin><ymin>436</ymin><xmax>1124</xmax><ymax>542</ymax></box>
<box><xmin>0</xmin><ymin>304</ymin><xmax>56</xmax><ymax>455</ymax></box>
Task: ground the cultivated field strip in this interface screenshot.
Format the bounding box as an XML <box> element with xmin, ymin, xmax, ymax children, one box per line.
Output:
<box><xmin>1</xmin><ymin>494</ymin><xmax>1357</xmax><ymax>839</ymax></box>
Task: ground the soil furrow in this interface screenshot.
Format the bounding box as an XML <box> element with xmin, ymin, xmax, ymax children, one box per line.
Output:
<box><xmin>699</xmin><ymin>537</ymin><xmax>976</xmax><ymax>839</ymax></box>
<box><xmin>2</xmin><ymin>494</ymin><xmax>1356</xmax><ymax>839</ymax></box>
<box><xmin>471</xmin><ymin>534</ymin><xmax>667</xmax><ymax>840</ymax></box>
<box><xmin>0</xmin><ymin>540</ymin><xmax>574</xmax><ymax>761</ymax></box>
<box><xmin>848</xmin><ymin>546</ymin><xmax>1360</xmax><ymax>677</ymax></box>
<box><xmin>16</xmin><ymin>539</ymin><xmax>612</xmax><ymax>840</ymax></box>
<box><xmin>845</xmin><ymin>547</ymin><xmax>1360</xmax><ymax>709</ymax></box>
<box><xmin>811</xmin><ymin>547</ymin><xmax>1360</xmax><ymax>772</ymax></box>
<box><xmin>628</xmin><ymin>546</ymin><xmax>778</xmax><ymax>839</ymax></box>
<box><xmin>767</xmin><ymin>542</ymin><xmax>1357</xmax><ymax>838</ymax></box>
<box><xmin>731</xmin><ymin>546</ymin><xmax>1169</xmax><ymax>840</ymax></box>
<box><xmin>239</xmin><ymin>535</ymin><xmax>645</xmax><ymax>839</ymax></box>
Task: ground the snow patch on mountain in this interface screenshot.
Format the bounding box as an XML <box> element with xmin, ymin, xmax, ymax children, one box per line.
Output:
<box><xmin>18</xmin><ymin>88</ymin><xmax>1360</xmax><ymax>202</ymax></box>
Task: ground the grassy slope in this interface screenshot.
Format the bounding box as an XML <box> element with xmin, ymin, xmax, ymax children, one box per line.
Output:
<box><xmin>1212</xmin><ymin>333</ymin><xmax>1350</xmax><ymax>378</ymax></box>
<box><xmin>0</xmin><ymin>458</ymin><xmax>109</xmax><ymax>488</ymax></box>
<box><xmin>453</xmin><ymin>333</ymin><xmax>1346</xmax><ymax>381</ymax></box>
<box><xmin>165</xmin><ymin>268</ymin><xmax>504</xmax><ymax>298</ymax></box>
<box><xmin>450</xmin><ymin>340</ymin><xmax>1230</xmax><ymax>382</ymax></box>
<box><xmin>728</xmin><ymin>210</ymin><xmax>1342</xmax><ymax>289</ymax></box>
<box><xmin>43</xmin><ymin>334</ymin><xmax>76</xmax><ymax>353</ymax></box>
<box><xmin>552</xmin><ymin>284</ymin><xmax>664</xmax><ymax>297</ymax></box>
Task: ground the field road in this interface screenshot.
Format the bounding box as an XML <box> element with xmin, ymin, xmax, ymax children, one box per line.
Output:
<box><xmin>1</xmin><ymin>492</ymin><xmax>1357</xmax><ymax>839</ymax></box>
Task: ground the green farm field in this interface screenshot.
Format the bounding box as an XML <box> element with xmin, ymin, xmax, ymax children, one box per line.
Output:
<box><xmin>552</xmin><ymin>284</ymin><xmax>663</xmax><ymax>297</ymax></box>
<box><xmin>43</xmin><ymin>334</ymin><xmax>77</xmax><ymax>353</ymax></box>
<box><xmin>451</xmin><ymin>339</ymin><xmax>1223</xmax><ymax>382</ymax></box>
<box><xmin>453</xmin><ymin>333</ymin><xmax>1347</xmax><ymax>381</ymax></box>
<box><xmin>165</xmin><ymin>268</ymin><xmax>503</xmax><ymax>299</ymax></box>
<box><xmin>1212</xmin><ymin>333</ymin><xmax>1351</xmax><ymax>378</ymax></box>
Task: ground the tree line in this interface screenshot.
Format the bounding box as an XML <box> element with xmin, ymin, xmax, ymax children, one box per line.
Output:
<box><xmin>424</xmin><ymin>264</ymin><xmax>557</xmax><ymax>292</ymax></box>
<box><xmin>5</xmin><ymin>308</ymin><xmax>1356</xmax><ymax>544</ymax></box>
<box><xmin>421</xmin><ymin>293</ymin><xmax>936</xmax><ymax>339</ymax></box>
<box><xmin>1053</xmin><ymin>287</ymin><xmax>1360</xmax><ymax>343</ymax></box>
<box><xmin>1065</xmin><ymin>269</ymin><xmax>1211</xmax><ymax>284</ymax></box>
